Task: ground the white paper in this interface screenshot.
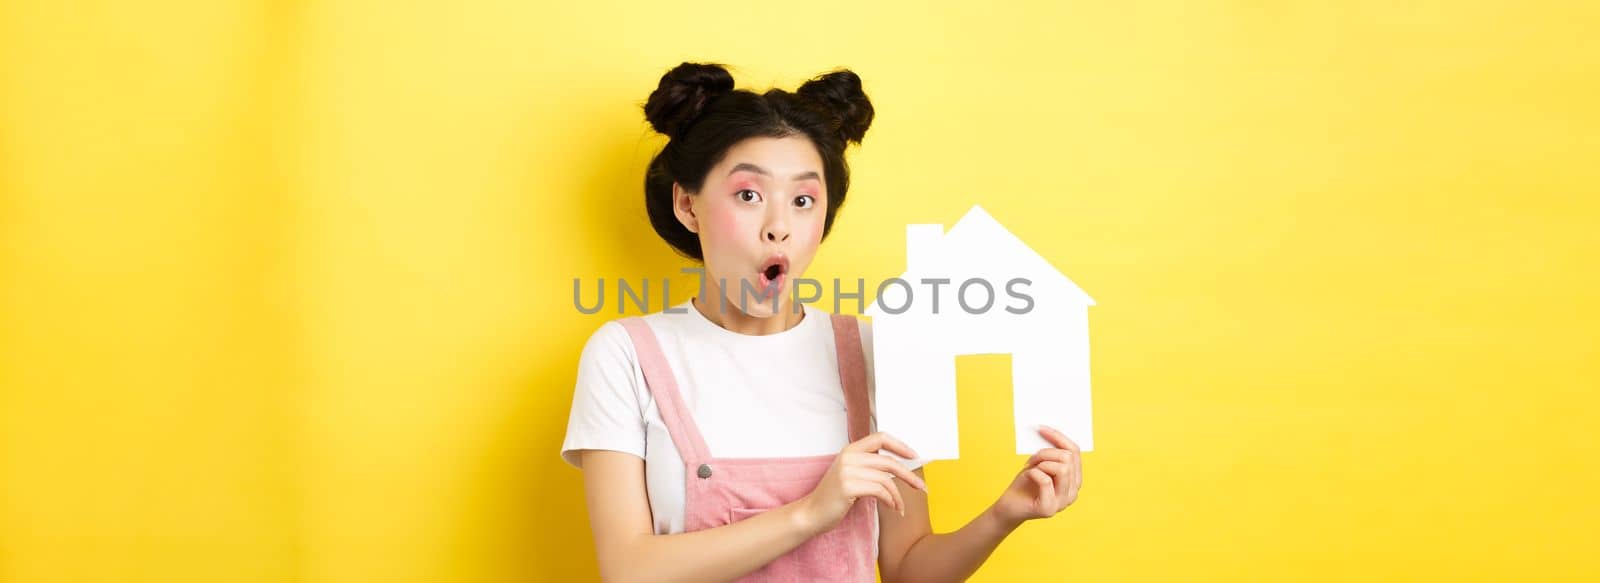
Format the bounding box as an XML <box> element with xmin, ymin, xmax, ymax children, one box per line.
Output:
<box><xmin>867</xmin><ymin>205</ymin><xmax>1096</xmax><ymax>467</ymax></box>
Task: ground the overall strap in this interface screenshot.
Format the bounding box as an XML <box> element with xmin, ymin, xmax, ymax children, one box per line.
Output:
<box><xmin>829</xmin><ymin>314</ymin><xmax>872</xmax><ymax>442</ymax></box>
<box><xmin>616</xmin><ymin>318</ymin><xmax>712</xmax><ymax>464</ymax></box>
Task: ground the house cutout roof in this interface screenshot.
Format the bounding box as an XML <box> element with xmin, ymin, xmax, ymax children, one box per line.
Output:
<box><xmin>866</xmin><ymin>204</ymin><xmax>1094</xmax><ymax>318</ymax></box>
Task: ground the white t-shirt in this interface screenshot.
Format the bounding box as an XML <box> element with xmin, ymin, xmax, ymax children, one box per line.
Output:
<box><xmin>560</xmin><ymin>299</ymin><xmax>928</xmax><ymax>540</ymax></box>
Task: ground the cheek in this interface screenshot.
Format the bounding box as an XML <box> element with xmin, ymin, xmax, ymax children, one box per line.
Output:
<box><xmin>716</xmin><ymin>207</ymin><xmax>747</xmax><ymax>236</ymax></box>
<box><xmin>699</xmin><ymin>203</ymin><xmax>753</xmax><ymax>250</ymax></box>
<box><xmin>796</xmin><ymin>217</ymin><xmax>824</xmax><ymax>245</ymax></box>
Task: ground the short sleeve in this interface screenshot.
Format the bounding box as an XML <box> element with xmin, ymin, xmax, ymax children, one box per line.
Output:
<box><xmin>860</xmin><ymin>316</ymin><xmax>928</xmax><ymax>472</ymax></box>
<box><xmin>560</xmin><ymin>320</ymin><xmax>648</xmax><ymax>469</ymax></box>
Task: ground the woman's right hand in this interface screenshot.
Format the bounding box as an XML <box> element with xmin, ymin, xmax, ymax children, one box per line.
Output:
<box><xmin>799</xmin><ymin>432</ymin><xmax>928</xmax><ymax>533</ymax></box>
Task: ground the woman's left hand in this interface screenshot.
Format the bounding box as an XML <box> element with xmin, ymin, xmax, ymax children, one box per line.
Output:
<box><xmin>989</xmin><ymin>425</ymin><xmax>1082</xmax><ymax>527</ymax></box>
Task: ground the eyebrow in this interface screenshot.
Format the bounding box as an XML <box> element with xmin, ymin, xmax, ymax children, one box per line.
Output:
<box><xmin>728</xmin><ymin>162</ymin><xmax>821</xmax><ymax>183</ymax></box>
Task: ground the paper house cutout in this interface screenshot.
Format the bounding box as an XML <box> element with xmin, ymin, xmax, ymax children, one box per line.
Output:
<box><xmin>867</xmin><ymin>205</ymin><xmax>1095</xmax><ymax>464</ymax></box>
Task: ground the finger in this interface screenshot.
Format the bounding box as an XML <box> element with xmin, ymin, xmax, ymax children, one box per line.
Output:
<box><xmin>870</xmin><ymin>469</ymin><xmax>906</xmax><ymax>516</ymax></box>
<box><xmin>1023</xmin><ymin>448</ymin><xmax>1070</xmax><ymax>469</ymax></box>
<box><xmin>846</xmin><ymin>466</ymin><xmax>904</xmax><ymax>515</ymax></box>
<box><xmin>1065</xmin><ymin>462</ymin><xmax>1081</xmax><ymax>504</ymax></box>
<box><xmin>882</xmin><ymin>481</ymin><xmax>905</xmax><ymax>516</ymax></box>
<box><xmin>842</xmin><ymin>470</ymin><xmax>893</xmax><ymax>511</ymax></box>
<box><xmin>1071</xmin><ymin>451</ymin><xmax>1082</xmax><ymax>494</ymax></box>
<box><xmin>850</xmin><ymin>452</ymin><xmax>927</xmax><ymax>492</ymax></box>
<box><xmin>855</xmin><ymin>473</ymin><xmax>903</xmax><ymax>516</ymax></box>
<box><xmin>851</xmin><ymin>464</ymin><xmax>902</xmax><ymax>515</ymax></box>
<box><xmin>1036</xmin><ymin>460</ymin><xmax>1070</xmax><ymax>500</ymax></box>
<box><xmin>848</xmin><ymin>432</ymin><xmax>922</xmax><ymax>462</ymax></box>
<box><xmin>1027</xmin><ymin>467</ymin><xmax>1056</xmax><ymax>513</ymax></box>
<box><xmin>1036</xmin><ymin>425</ymin><xmax>1080</xmax><ymax>454</ymax></box>
<box><xmin>1022</xmin><ymin>449</ymin><xmax>1054</xmax><ymax>467</ymax></box>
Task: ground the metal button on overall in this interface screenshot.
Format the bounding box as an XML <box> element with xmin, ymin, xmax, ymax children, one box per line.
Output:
<box><xmin>697</xmin><ymin>464</ymin><xmax>713</xmax><ymax>479</ymax></box>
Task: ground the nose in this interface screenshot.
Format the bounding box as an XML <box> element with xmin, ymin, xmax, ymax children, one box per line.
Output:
<box><xmin>764</xmin><ymin>215</ymin><xmax>789</xmax><ymax>243</ymax></box>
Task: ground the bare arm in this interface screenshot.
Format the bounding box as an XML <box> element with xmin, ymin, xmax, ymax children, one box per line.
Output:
<box><xmin>877</xmin><ymin>426</ymin><xmax>1085</xmax><ymax>582</ymax></box>
<box><xmin>877</xmin><ymin>468</ymin><xmax>1019</xmax><ymax>583</ymax></box>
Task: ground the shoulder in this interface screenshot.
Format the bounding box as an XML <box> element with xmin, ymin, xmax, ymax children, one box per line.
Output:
<box><xmin>577</xmin><ymin>318</ymin><xmax>638</xmax><ymax>371</ymax></box>
<box><xmin>578</xmin><ymin>308</ymin><xmax>697</xmax><ymax>368</ymax></box>
<box><xmin>583</xmin><ymin>317</ymin><xmax>632</xmax><ymax>348</ymax></box>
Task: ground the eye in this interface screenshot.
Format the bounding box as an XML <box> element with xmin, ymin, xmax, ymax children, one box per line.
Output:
<box><xmin>794</xmin><ymin>195</ymin><xmax>816</xmax><ymax>209</ymax></box>
<box><xmin>736</xmin><ymin>189</ymin><xmax>763</xmax><ymax>204</ymax></box>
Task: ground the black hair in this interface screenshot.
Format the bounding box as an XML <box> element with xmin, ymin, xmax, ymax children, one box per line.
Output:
<box><xmin>642</xmin><ymin>62</ymin><xmax>874</xmax><ymax>261</ymax></box>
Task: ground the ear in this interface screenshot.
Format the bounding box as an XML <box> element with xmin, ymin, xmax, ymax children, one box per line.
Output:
<box><xmin>673</xmin><ymin>182</ymin><xmax>700</xmax><ymax>234</ymax></box>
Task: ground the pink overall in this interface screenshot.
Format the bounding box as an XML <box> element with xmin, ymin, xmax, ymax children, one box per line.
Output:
<box><xmin>617</xmin><ymin>313</ymin><xmax>878</xmax><ymax>582</ymax></box>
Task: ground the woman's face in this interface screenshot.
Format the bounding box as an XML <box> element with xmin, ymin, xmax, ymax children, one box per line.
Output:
<box><xmin>675</xmin><ymin>135</ymin><xmax>828</xmax><ymax>321</ymax></box>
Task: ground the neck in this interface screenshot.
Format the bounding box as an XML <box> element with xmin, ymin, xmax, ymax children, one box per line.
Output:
<box><xmin>692</xmin><ymin>284</ymin><xmax>803</xmax><ymax>336</ymax></box>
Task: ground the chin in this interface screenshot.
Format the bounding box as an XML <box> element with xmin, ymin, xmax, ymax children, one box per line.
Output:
<box><xmin>732</xmin><ymin>297</ymin><xmax>783</xmax><ymax>319</ymax></box>
<box><xmin>724</xmin><ymin>285</ymin><xmax>786</xmax><ymax>318</ymax></box>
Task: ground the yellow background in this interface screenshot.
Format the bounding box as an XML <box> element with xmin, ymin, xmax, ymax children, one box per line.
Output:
<box><xmin>3</xmin><ymin>1</ymin><xmax>1597</xmax><ymax>581</ymax></box>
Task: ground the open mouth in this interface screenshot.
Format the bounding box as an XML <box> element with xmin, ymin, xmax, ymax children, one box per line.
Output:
<box><xmin>756</xmin><ymin>255</ymin><xmax>789</xmax><ymax>297</ymax></box>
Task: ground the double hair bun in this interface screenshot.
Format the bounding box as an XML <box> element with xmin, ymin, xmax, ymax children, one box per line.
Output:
<box><xmin>643</xmin><ymin>62</ymin><xmax>873</xmax><ymax>145</ymax></box>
